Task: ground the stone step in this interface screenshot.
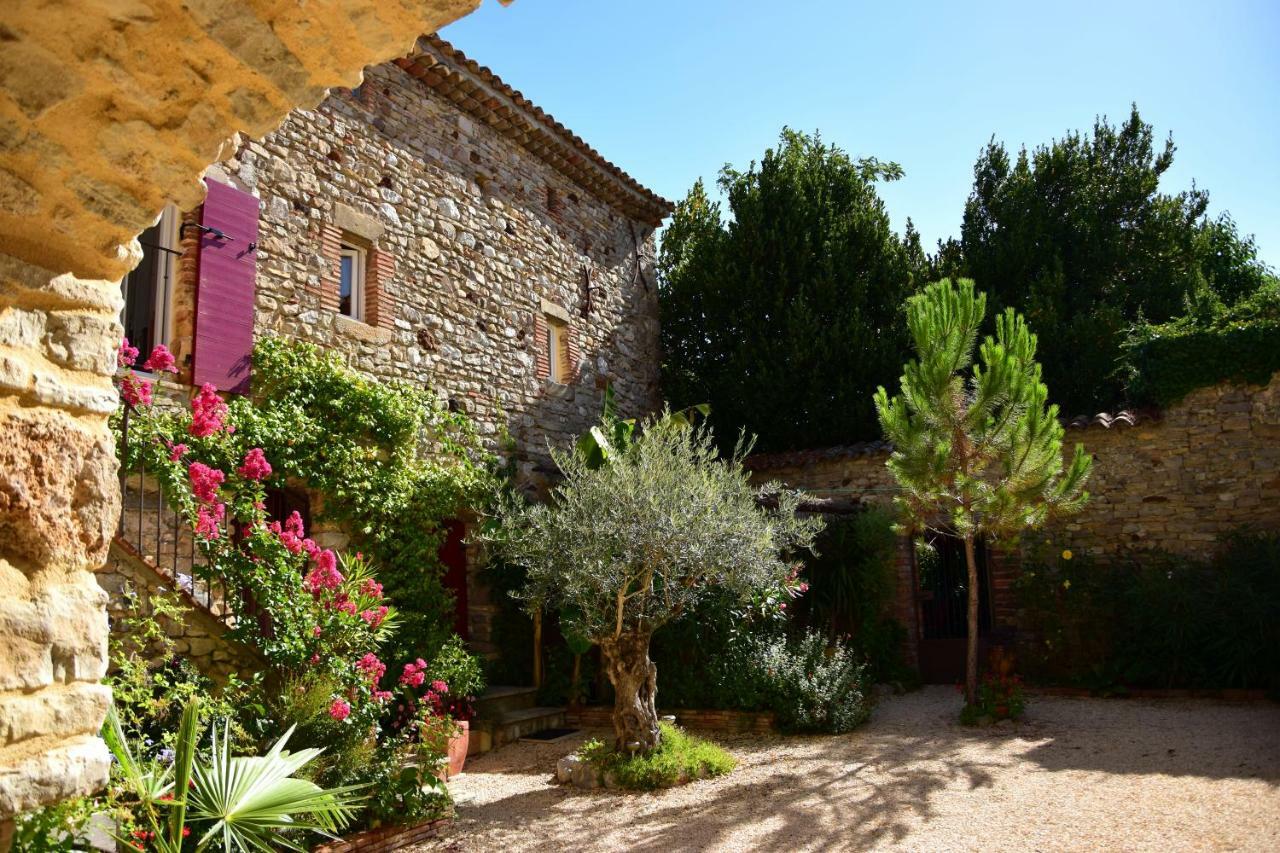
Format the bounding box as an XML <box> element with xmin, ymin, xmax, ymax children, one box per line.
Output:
<box><xmin>473</xmin><ymin>684</ymin><xmax>539</xmax><ymax>719</ymax></box>
<box><xmin>474</xmin><ymin>705</ymin><xmax>567</xmax><ymax>750</ymax></box>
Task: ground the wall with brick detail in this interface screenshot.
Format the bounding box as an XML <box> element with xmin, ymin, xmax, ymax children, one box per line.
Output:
<box><xmin>747</xmin><ymin>373</ymin><xmax>1280</xmax><ymax>672</ymax></box>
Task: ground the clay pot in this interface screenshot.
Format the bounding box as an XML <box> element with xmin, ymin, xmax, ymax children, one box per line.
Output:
<box><xmin>446</xmin><ymin>720</ymin><xmax>469</xmax><ymax>778</ymax></box>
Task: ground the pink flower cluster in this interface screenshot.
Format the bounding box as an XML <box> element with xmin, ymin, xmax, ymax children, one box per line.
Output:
<box><xmin>166</xmin><ymin>441</ymin><xmax>188</xmax><ymax>462</ymax></box>
<box><xmin>361</xmin><ymin>578</ymin><xmax>383</xmax><ymax>599</ymax></box>
<box><xmin>304</xmin><ymin>548</ymin><xmax>344</xmax><ymax>593</ymax></box>
<box><xmin>189</xmin><ymin>383</ymin><xmax>229</xmax><ymax>438</ymax></box>
<box><xmin>195</xmin><ymin>503</ymin><xmax>225</xmax><ymax>539</ymax></box>
<box><xmin>400</xmin><ymin>658</ymin><xmax>429</xmax><ymax>688</ymax></box>
<box><xmin>188</xmin><ymin>462</ymin><xmax>225</xmax><ymax>503</ymax></box>
<box><xmin>118</xmin><ymin>338</ymin><xmax>140</xmax><ymax>368</ymax></box>
<box><xmin>328</xmin><ymin>699</ymin><xmax>351</xmax><ymax>721</ymax></box>
<box><xmin>360</xmin><ymin>606</ymin><xmax>388</xmax><ymax>628</ymax></box>
<box><xmin>121</xmin><ymin>374</ymin><xmax>153</xmax><ymax>408</ymax></box>
<box><xmin>188</xmin><ymin>462</ymin><xmax>227</xmax><ymax>540</ymax></box>
<box><xmin>236</xmin><ymin>447</ymin><xmax>272</xmax><ymax>481</ymax></box>
<box><xmin>355</xmin><ymin>652</ymin><xmax>386</xmax><ymax>684</ymax></box>
<box><xmin>142</xmin><ymin>344</ymin><xmax>178</xmax><ymax>374</ymax></box>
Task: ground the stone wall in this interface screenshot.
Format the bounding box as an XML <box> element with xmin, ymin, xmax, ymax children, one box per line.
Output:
<box><xmin>746</xmin><ymin>374</ymin><xmax>1280</xmax><ymax>672</ymax></box>
<box><xmin>0</xmin><ymin>0</ymin><xmax>485</xmax><ymax>825</ymax></box>
<box><xmin>205</xmin><ymin>47</ymin><xmax>665</xmax><ymax>478</ymax></box>
<box><xmin>98</xmin><ymin>542</ymin><xmax>263</xmax><ymax>684</ymax></box>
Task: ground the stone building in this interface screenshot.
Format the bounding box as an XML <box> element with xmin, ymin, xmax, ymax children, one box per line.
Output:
<box><xmin>746</xmin><ymin>373</ymin><xmax>1280</xmax><ymax>682</ymax></box>
<box><xmin>0</xmin><ymin>0</ymin><xmax>501</xmax><ymax>830</ymax></box>
<box><xmin>108</xmin><ymin>37</ymin><xmax>670</xmax><ymax>661</ymax></box>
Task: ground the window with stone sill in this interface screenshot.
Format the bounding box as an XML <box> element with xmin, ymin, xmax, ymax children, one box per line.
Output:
<box><xmin>339</xmin><ymin>241</ymin><xmax>366</xmax><ymax>322</ymax></box>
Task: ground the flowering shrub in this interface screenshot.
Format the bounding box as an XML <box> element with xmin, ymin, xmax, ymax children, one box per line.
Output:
<box><xmin>960</xmin><ymin>673</ymin><xmax>1027</xmax><ymax>724</ymax></box>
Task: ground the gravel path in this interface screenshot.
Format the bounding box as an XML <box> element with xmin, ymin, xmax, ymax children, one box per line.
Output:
<box><xmin>411</xmin><ymin>687</ymin><xmax>1280</xmax><ymax>852</ymax></box>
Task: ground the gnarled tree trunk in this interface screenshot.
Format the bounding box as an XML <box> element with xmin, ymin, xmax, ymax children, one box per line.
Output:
<box><xmin>599</xmin><ymin>632</ymin><xmax>660</xmax><ymax>752</ymax></box>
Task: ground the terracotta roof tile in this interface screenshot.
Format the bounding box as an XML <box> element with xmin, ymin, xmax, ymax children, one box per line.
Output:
<box><xmin>393</xmin><ymin>36</ymin><xmax>673</xmax><ymax>226</ymax></box>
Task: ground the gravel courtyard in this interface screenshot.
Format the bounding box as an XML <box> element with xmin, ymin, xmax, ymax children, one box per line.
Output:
<box><xmin>413</xmin><ymin>687</ymin><xmax>1280</xmax><ymax>852</ymax></box>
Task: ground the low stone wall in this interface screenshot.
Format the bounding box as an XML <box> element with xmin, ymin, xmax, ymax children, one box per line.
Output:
<box><xmin>747</xmin><ymin>373</ymin><xmax>1280</xmax><ymax>560</ymax></box>
<box><xmin>312</xmin><ymin>817</ymin><xmax>450</xmax><ymax>853</ymax></box>
<box><xmin>97</xmin><ymin>540</ymin><xmax>262</xmax><ymax>684</ymax></box>
<box><xmin>566</xmin><ymin>707</ymin><xmax>777</xmax><ymax>735</ymax></box>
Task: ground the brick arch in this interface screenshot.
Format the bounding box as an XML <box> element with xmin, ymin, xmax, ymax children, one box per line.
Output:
<box><xmin>0</xmin><ymin>0</ymin><xmax>489</xmax><ymax>821</ymax></box>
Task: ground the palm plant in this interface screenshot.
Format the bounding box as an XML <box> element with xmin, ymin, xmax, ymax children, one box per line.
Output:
<box><xmin>104</xmin><ymin>698</ymin><xmax>365</xmax><ymax>852</ymax></box>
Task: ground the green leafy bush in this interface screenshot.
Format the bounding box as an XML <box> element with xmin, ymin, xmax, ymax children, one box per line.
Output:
<box><xmin>753</xmin><ymin>630</ymin><xmax>872</xmax><ymax>733</ymax></box>
<box><xmin>1122</xmin><ymin>277</ymin><xmax>1280</xmax><ymax>407</ymax></box>
<box><xmin>578</xmin><ymin>722</ymin><xmax>735</xmax><ymax>790</ymax></box>
<box><xmin>794</xmin><ymin>506</ymin><xmax>913</xmax><ymax>683</ymax></box>
<box><xmin>1015</xmin><ymin>532</ymin><xmax>1280</xmax><ymax>691</ymax></box>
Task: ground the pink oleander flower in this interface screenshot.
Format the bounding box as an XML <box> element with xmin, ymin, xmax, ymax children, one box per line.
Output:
<box><xmin>360</xmin><ymin>606</ymin><xmax>388</xmax><ymax>629</ymax></box>
<box><xmin>284</xmin><ymin>511</ymin><xmax>305</xmax><ymax>538</ymax></box>
<box><xmin>336</xmin><ymin>599</ymin><xmax>357</xmax><ymax>615</ymax></box>
<box><xmin>120</xmin><ymin>374</ymin><xmax>153</xmax><ymax>408</ymax></box>
<box><xmin>400</xmin><ymin>659</ymin><xmax>427</xmax><ymax>688</ymax></box>
<box><xmin>236</xmin><ymin>447</ymin><xmax>272</xmax><ymax>481</ymax></box>
<box><xmin>355</xmin><ymin>652</ymin><xmax>386</xmax><ymax>683</ymax></box>
<box><xmin>430</xmin><ymin>680</ymin><xmax>448</xmax><ymax>695</ymax></box>
<box><xmin>302</xmin><ymin>538</ymin><xmax>320</xmax><ymax>558</ymax></box>
<box><xmin>189</xmin><ymin>383</ymin><xmax>229</xmax><ymax>438</ymax></box>
<box><xmin>195</xmin><ymin>502</ymin><xmax>225</xmax><ymax>540</ymax></box>
<box><xmin>304</xmin><ymin>549</ymin><xmax>344</xmax><ymax>593</ymax></box>
<box><xmin>312</xmin><ymin>625</ymin><xmax>323</xmax><ymax>637</ymax></box>
<box><xmin>118</xmin><ymin>338</ymin><xmax>139</xmax><ymax>368</ymax></box>
<box><xmin>188</xmin><ymin>462</ymin><xmax>225</xmax><ymax>504</ymax></box>
<box><xmin>328</xmin><ymin>699</ymin><xmax>351</xmax><ymax>721</ymax></box>
<box><xmin>374</xmin><ymin>690</ymin><xmax>393</xmax><ymax>703</ymax></box>
<box><xmin>361</xmin><ymin>579</ymin><xmax>383</xmax><ymax>599</ymax></box>
<box><xmin>310</xmin><ymin>654</ymin><xmax>321</xmax><ymax>665</ymax></box>
<box><xmin>142</xmin><ymin>344</ymin><xmax>178</xmax><ymax>374</ymax></box>
<box><xmin>167</xmin><ymin>442</ymin><xmax>188</xmax><ymax>462</ymax></box>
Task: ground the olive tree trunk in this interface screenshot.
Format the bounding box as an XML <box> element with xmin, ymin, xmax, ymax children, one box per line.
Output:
<box><xmin>599</xmin><ymin>632</ymin><xmax>660</xmax><ymax>752</ymax></box>
<box><xmin>963</xmin><ymin>534</ymin><xmax>979</xmax><ymax>705</ymax></box>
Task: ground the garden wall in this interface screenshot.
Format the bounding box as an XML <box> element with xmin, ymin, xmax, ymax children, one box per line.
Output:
<box><xmin>746</xmin><ymin>373</ymin><xmax>1280</xmax><ymax>668</ymax></box>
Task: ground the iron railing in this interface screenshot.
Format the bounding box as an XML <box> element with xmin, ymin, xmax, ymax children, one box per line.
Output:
<box><xmin>116</xmin><ymin>404</ymin><xmax>233</xmax><ymax>625</ymax></box>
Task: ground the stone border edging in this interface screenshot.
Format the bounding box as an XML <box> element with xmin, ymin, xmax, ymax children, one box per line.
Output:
<box><xmin>1029</xmin><ymin>686</ymin><xmax>1272</xmax><ymax>701</ymax></box>
<box><xmin>311</xmin><ymin>817</ymin><xmax>450</xmax><ymax>853</ymax></box>
<box><xmin>566</xmin><ymin>707</ymin><xmax>776</xmax><ymax>734</ymax></box>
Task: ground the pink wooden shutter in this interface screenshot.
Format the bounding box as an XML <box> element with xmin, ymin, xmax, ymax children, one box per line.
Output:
<box><xmin>193</xmin><ymin>180</ymin><xmax>258</xmax><ymax>394</ymax></box>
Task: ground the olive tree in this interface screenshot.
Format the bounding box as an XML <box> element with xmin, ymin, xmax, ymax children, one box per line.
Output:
<box><xmin>874</xmin><ymin>278</ymin><xmax>1092</xmax><ymax>705</ymax></box>
<box><xmin>484</xmin><ymin>416</ymin><xmax>820</xmax><ymax>752</ymax></box>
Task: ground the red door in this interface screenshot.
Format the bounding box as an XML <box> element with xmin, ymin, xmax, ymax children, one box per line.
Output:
<box><xmin>439</xmin><ymin>520</ymin><xmax>468</xmax><ymax>640</ymax></box>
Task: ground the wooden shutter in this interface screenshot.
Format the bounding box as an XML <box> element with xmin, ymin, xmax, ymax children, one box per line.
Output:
<box><xmin>193</xmin><ymin>180</ymin><xmax>258</xmax><ymax>394</ymax></box>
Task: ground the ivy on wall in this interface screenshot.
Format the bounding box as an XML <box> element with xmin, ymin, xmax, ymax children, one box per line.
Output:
<box><xmin>1122</xmin><ymin>278</ymin><xmax>1280</xmax><ymax>407</ymax></box>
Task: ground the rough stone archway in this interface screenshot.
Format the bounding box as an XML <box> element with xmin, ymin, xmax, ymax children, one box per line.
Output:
<box><xmin>0</xmin><ymin>0</ymin><xmax>491</xmax><ymax>824</ymax></box>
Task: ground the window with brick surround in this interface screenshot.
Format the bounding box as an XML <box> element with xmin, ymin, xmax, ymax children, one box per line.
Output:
<box><xmin>544</xmin><ymin>313</ymin><xmax>570</xmax><ymax>384</ymax></box>
<box><xmin>339</xmin><ymin>241</ymin><xmax>366</xmax><ymax>321</ymax></box>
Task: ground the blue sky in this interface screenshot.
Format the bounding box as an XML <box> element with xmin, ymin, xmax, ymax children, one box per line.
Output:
<box><xmin>443</xmin><ymin>0</ymin><xmax>1279</xmax><ymax>268</ymax></box>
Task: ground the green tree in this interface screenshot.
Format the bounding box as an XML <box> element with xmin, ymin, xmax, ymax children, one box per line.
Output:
<box><xmin>874</xmin><ymin>279</ymin><xmax>1092</xmax><ymax>705</ymax></box>
<box><xmin>483</xmin><ymin>416</ymin><xmax>819</xmax><ymax>751</ymax></box>
<box><xmin>660</xmin><ymin>129</ymin><xmax>925</xmax><ymax>452</ymax></box>
<box><xmin>956</xmin><ymin>106</ymin><xmax>1269</xmax><ymax>412</ymax></box>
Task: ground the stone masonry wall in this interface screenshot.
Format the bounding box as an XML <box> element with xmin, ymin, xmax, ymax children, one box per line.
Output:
<box><xmin>210</xmin><ymin>59</ymin><xmax>663</xmax><ymax>480</ymax></box>
<box><xmin>0</xmin><ymin>0</ymin><xmax>484</xmax><ymax>825</ymax></box>
<box><xmin>746</xmin><ymin>373</ymin><xmax>1280</xmax><ymax>668</ymax></box>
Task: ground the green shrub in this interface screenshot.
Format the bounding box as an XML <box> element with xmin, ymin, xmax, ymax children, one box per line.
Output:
<box><xmin>795</xmin><ymin>506</ymin><xmax>913</xmax><ymax>683</ymax></box>
<box><xmin>754</xmin><ymin>630</ymin><xmax>872</xmax><ymax>733</ymax></box>
<box><xmin>1015</xmin><ymin>531</ymin><xmax>1280</xmax><ymax>691</ymax></box>
<box><xmin>578</xmin><ymin>722</ymin><xmax>735</xmax><ymax>789</ymax></box>
<box><xmin>1122</xmin><ymin>277</ymin><xmax>1280</xmax><ymax>407</ymax></box>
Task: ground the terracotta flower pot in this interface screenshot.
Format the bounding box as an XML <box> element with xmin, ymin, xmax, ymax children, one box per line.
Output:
<box><xmin>447</xmin><ymin>720</ymin><xmax>469</xmax><ymax>778</ymax></box>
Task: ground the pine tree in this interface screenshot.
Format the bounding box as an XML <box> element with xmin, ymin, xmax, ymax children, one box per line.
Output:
<box><xmin>873</xmin><ymin>278</ymin><xmax>1093</xmax><ymax>705</ymax></box>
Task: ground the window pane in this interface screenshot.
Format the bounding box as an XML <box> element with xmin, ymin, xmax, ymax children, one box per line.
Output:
<box><xmin>122</xmin><ymin>221</ymin><xmax>163</xmax><ymax>356</ymax></box>
<box><xmin>339</xmin><ymin>254</ymin><xmax>353</xmax><ymax>316</ymax></box>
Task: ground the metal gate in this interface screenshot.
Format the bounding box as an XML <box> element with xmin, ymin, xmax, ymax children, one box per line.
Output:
<box><xmin>917</xmin><ymin>534</ymin><xmax>992</xmax><ymax>683</ymax></box>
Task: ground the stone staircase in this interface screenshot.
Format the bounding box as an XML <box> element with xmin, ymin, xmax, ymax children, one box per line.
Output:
<box><xmin>470</xmin><ymin>686</ymin><xmax>567</xmax><ymax>755</ymax></box>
